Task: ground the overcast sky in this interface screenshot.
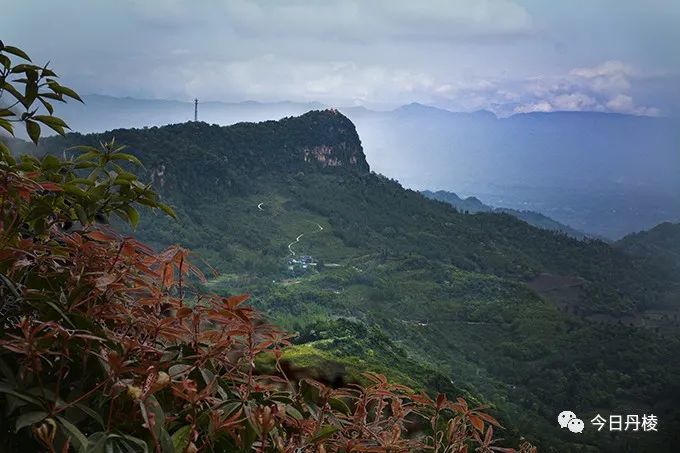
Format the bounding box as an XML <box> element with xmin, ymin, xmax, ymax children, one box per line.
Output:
<box><xmin>3</xmin><ymin>0</ymin><xmax>680</xmax><ymax>115</ymax></box>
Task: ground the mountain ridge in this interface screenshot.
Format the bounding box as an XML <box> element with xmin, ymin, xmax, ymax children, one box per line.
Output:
<box><xmin>421</xmin><ymin>189</ymin><xmax>590</xmax><ymax>239</ymax></box>
<box><xmin>15</xmin><ymin>95</ymin><xmax>679</xmax><ymax>241</ymax></box>
<box><xmin>617</xmin><ymin>222</ymin><xmax>680</xmax><ymax>273</ymax></box>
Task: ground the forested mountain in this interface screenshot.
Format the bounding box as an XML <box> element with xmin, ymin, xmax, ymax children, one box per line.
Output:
<box><xmin>30</xmin><ymin>94</ymin><xmax>680</xmax><ymax>239</ymax></box>
<box><xmin>421</xmin><ymin>190</ymin><xmax>588</xmax><ymax>239</ymax></box>
<box><xmin>30</xmin><ymin>111</ymin><xmax>680</xmax><ymax>451</ymax></box>
<box><xmin>617</xmin><ymin>222</ymin><xmax>680</xmax><ymax>273</ymax></box>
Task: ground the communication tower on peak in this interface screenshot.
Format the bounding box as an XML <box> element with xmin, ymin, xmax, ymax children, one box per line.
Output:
<box><xmin>194</xmin><ymin>98</ymin><xmax>198</xmax><ymax>122</ymax></box>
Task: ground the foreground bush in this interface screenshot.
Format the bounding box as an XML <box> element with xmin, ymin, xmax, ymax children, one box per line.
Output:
<box><xmin>0</xmin><ymin>42</ymin><xmax>531</xmax><ymax>452</ymax></box>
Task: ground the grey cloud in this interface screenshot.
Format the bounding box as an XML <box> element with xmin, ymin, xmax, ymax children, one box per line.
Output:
<box><xmin>128</xmin><ymin>0</ymin><xmax>535</xmax><ymax>42</ymax></box>
<box><xmin>0</xmin><ymin>1</ymin><xmax>677</xmax><ymax>116</ymax></box>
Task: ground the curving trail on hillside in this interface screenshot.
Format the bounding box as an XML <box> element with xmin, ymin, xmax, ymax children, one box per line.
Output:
<box><xmin>256</xmin><ymin>200</ymin><xmax>323</xmax><ymax>258</ymax></box>
<box><xmin>288</xmin><ymin>223</ymin><xmax>324</xmax><ymax>256</ymax></box>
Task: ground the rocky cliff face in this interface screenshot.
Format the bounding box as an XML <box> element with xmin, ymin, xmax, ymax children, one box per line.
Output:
<box><xmin>280</xmin><ymin>109</ymin><xmax>369</xmax><ymax>172</ymax></box>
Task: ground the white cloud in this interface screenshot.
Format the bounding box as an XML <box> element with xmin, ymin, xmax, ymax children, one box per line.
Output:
<box><xmin>605</xmin><ymin>94</ymin><xmax>660</xmax><ymax>116</ymax></box>
<box><xmin>501</xmin><ymin>61</ymin><xmax>660</xmax><ymax>116</ymax></box>
<box><xmin>163</xmin><ymin>56</ymin><xmax>437</xmax><ymax>107</ymax></box>
<box><xmin>513</xmin><ymin>101</ymin><xmax>553</xmax><ymax>114</ymax></box>
<box><xmin>569</xmin><ymin>60</ymin><xmax>634</xmax><ymax>78</ymax></box>
<box><xmin>551</xmin><ymin>93</ymin><xmax>598</xmax><ymax>111</ymax></box>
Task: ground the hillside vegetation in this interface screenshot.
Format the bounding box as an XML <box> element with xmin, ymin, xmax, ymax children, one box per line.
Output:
<box><xmin>617</xmin><ymin>222</ymin><xmax>680</xmax><ymax>273</ymax></box>
<box><xmin>29</xmin><ymin>109</ymin><xmax>680</xmax><ymax>451</ymax></box>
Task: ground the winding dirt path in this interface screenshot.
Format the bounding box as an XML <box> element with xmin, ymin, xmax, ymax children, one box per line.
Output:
<box><xmin>288</xmin><ymin>223</ymin><xmax>324</xmax><ymax>256</ymax></box>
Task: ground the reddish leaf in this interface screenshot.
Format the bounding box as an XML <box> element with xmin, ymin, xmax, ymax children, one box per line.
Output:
<box><xmin>469</xmin><ymin>414</ymin><xmax>484</xmax><ymax>433</ymax></box>
<box><xmin>86</xmin><ymin>231</ymin><xmax>115</xmax><ymax>242</ymax></box>
<box><xmin>224</xmin><ymin>294</ymin><xmax>250</xmax><ymax>309</ymax></box>
<box><xmin>39</xmin><ymin>181</ymin><xmax>63</xmax><ymax>191</ymax></box>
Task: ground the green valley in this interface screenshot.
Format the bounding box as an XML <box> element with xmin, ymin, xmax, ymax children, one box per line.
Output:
<box><xmin>28</xmin><ymin>111</ymin><xmax>680</xmax><ymax>452</ymax></box>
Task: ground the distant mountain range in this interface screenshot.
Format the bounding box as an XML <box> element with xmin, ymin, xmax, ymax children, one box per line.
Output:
<box><xmin>348</xmin><ymin>102</ymin><xmax>680</xmax><ymax>239</ymax></box>
<box><xmin>30</xmin><ymin>94</ymin><xmax>324</xmax><ymax>133</ymax></box>
<box><xmin>421</xmin><ymin>190</ymin><xmax>589</xmax><ymax>239</ymax></box>
<box><xmin>6</xmin><ymin>94</ymin><xmax>679</xmax><ymax>239</ymax></box>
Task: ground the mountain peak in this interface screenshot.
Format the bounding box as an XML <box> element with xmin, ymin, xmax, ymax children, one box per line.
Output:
<box><xmin>33</xmin><ymin>110</ymin><xmax>370</xmax><ymax>195</ymax></box>
<box><xmin>278</xmin><ymin>109</ymin><xmax>370</xmax><ymax>172</ymax></box>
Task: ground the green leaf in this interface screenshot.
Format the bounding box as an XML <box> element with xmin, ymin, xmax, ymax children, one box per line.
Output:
<box><xmin>11</xmin><ymin>63</ymin><xmax>40</xmax><ymax>74</ymax></box>
<box><xmin>24</xmin><ymin>80</ymin><xmax>39</xmax><ymax>107</ymax></box>
<box><xmin>285</xmin><ymin>405</ymin><xmax>304</xmax><ymax>420</ymax></box>
<box><xmin>168</xmin><ymin>364</ymin><xmax>192</xmax><ymax>378</ymax></box>
<box><xmin>57</xmin><ymin>416</ymin><xmax>88</xmax><ymax>452</ymax></box>
<box><xmin>125</xmin><ymin>205</ymin><xmax>140</xmax><ymax>228</ymax></box>
<box><xmin>62</xmin><ymin>184</ymin><xmax>89</xmax><ymax>199</ymax></box>
<box><xmin>75</xmin><ymin>402</ymin><xmax>105</xmax><ymax>428</ymax></box>
<box><xmin>171</xmin><ymin>425</ymin><xmax>191</xmax><ymax>452</ymax></box>
<box><xmin>159</xmin><ymin>203</ymin><xmax>177</xmax><ymax>219</ymax></box>
<box><xmin>328</xmin><ymin>397</ymin><xmax>351</xmax><ymax>415</ymax></box>
<box><xmin>1</xmin><ymin>82</ymin><xmax>24</xmax><ymax>103</ymax></box>
<box><xmin>110</xmin><ymin>152</ymin><xmax>143</xmax><ymax>167</ymax></box>
<box><xmin>48</xmin><ymin>81</ymin><xmax>83</xmax><ymax>102</ymax></box>
<box><xmin>141</xmin><ymin>395</ymin><xmax>165</xmax><ymax>433</ymax></box>
<box><xmin>0</xmin><ymin>54</ymin><xmax>10</xmax><ymax>69</ymax></box>
<box><xmin>85</xmin><ymin>432</ymin><xmax>107</xmax><ymax>453</ymax></box>
<box><xmin>75</xmin><ymin>205</ymin><xmax>89</xmax><ymax>225</ymax></box>
<box><xmin>107</xmin><ymin>434</ymin><xmax>148</xmax><ymax>453</ymax></box>
<box><xmin>38</xmin><ymin>97</ymin><xmax>54</xmax><ymax>115</ymax></box>
<box><xmin>33</xmin><ymin>114</ymin><xmax>68</xmax><ymax>128</ymax></box>
<box><xmin>311</xmin><ymin>425</ymin><xmax>339</xmax><ymax>443</ymax></box>
<box><xmin>42</xmin><ymin>299</ymin><xmax>76</xmax><ymax>329</ymax></box>
<box><xmin>0</xmin><ymin>382</ymin><xmax>43</xmax><ymax>405</ymax></box>
<box><xmin>15</xmin><ymin>411</ymin><xmax>48</xmax><ymax>432</ymax></box>
<box><xmin>41</xmin><ymin>92</ymin><xmax>65</xmax><ymax>102</ymax></box>
<box><xmin>33</xmin><ymin>114</ymin><xmax>69</xmax><ymax>135</ymax></box>
<box><xmin>25</xmin><ymin>119</ymin><xmax>40</xmax><ymax>144</ymax></box>
<box><xmin>158</xmin><ymin>429</ymin><xmax>174</xmax><ymax>453</ymax></box>
<box><xmin>3</xmin><ymin>45</ymin><xmax>32</xmax><ymax>61</ymax></box>
<box><xmin>41</xmin><ymin>154</ymin><xmax>62</xmax><ymax>170</ymax></box>
<box><xmin>0</xmin><ymin>118</ymin><xmax>14</xmax><ymax>136</ymax></box>
<box><xmin>219</xmin><ymin>401</ymin><xmax>242</xmax><ymax>417</ymax></box>
<box><xmin>41</xmin><ymin>66</ymin><xmax>57</xmax><ymax>78</ymax></box>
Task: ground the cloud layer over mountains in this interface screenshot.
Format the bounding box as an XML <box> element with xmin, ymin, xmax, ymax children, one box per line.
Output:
<box><xmin>2</xmin><ymin>1</ymin><xmax>679</xmax><ymax>115</ymax></box>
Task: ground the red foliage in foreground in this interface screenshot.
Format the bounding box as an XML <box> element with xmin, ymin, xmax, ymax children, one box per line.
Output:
<box><xmin>0</xmin><ymin>146</ymin><xmax>539</xmax><ymax>453</ymax></box>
